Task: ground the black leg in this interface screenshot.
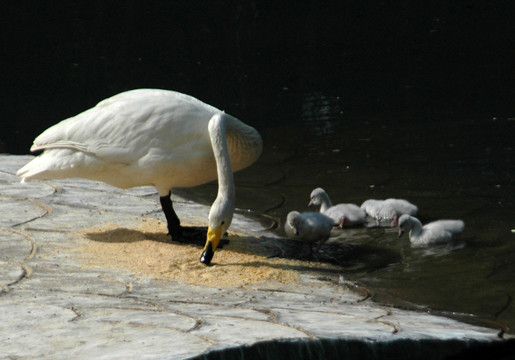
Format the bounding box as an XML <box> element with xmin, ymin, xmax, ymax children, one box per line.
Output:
<box><xmin>315</xmin><ymin>236</ymin><xmax>328</xmax><ymax>254</ymax></box>
<box><xmin>160</xmin><ymin>192</ymin><xmax>182</xmax><ymax>239</ymax></box>
<box><xmin>159</xmin><ymin>192</ymin><xmax>208</xmax><ymax>244</ymax></box>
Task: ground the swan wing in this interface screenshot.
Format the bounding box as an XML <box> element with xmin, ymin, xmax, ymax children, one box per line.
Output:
<box><xmin>30</xmin><ymin>89</ymin><xmax>217</xmax><ymax>164</ymax></box>
<box><xmin>19</xmin><ymin>88</ymin><xmax>261</xmax><ymax>193</ymax></box>
<box><xmin>30</xmin><ymin>139</ymin><xmax>135</xmax><ymax>165</ymax></box>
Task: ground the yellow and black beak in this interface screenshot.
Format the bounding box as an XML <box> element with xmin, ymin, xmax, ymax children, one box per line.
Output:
<box><xmin>200</xmin><ymin>225</ymin><xmax>223</xmax><ymax>265</ymax></box>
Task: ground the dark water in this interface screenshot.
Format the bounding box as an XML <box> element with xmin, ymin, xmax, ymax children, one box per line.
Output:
<box><xmin>240</xmin><ymin>107</ymin><xmax>515</xmax><ymax>334</ymax></box>
<box><xmin>190</xmin><ymin>337</ymin><xmax>515</xmax><ymax>360</ymax></box>
<box><xmin>2</xmin><ymin>1</ymin><xmax>514</xmax><ymax>334</ymax></box>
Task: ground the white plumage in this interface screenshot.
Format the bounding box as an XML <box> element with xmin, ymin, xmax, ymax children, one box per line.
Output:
<box><xmin>361</xmin><ymin>198</ymin><xmax>418</xmax><ymax>226</ymax></box>
<box><xmin>284</xmin><ymin>210</ymin><xmax>336</xmax><ymax>255</ymax></box>
<box><xmin>17</xmin><ymin>89</ymin><xmax>263</xmax><ymax>264</ymax></box>
<box><xmin>308</xmin><ymin>187</ymin><xmax>366</xmax><ymax>227</ymax></box>
<box><xmin>18</xmin><ymin>89</ymin><xmax>261</xmax><ymax>191</ymax></box>
<box><xmin>398</xmin><ymin>214</ymin><xmax>465</xmax><ymax>246</ymax></box>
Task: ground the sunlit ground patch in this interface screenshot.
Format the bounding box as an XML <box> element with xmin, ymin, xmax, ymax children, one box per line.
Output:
<box><xmin>74</xmin><ymin>218</ymin><xmax>339</xmax><ymax>288</ymax></box>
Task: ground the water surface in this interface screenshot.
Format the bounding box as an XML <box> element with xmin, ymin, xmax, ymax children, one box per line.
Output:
<box><xmin>188</xmin><ymin>103</ymin><xmax>514</xmax><ymax>333</ymax></box>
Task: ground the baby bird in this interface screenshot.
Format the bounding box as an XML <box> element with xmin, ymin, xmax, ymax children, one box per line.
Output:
<box><xmin>398</xmin><ymin>214</ymin><xmax>465</xmax><ymax>246</ymax></box>
<box><xmin>309</xmin><ymin>188</ymin><xmax>366</xmax><ymax>227</ymax></box>
<box><xmin>361</xmin><ymin>198</ymin><xmax>418</xmax><ymax>227</ymax></box>
<box><xmin>285</xmin><ymin>211</ymin><xmax>337</xmax><ymax>256</ymax></box>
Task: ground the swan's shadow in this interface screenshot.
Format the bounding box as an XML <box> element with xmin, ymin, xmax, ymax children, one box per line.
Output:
<box><xmin>83</xmin><ymin>226</ymin><xmax>229</xmax><ymax>248</ymax></box>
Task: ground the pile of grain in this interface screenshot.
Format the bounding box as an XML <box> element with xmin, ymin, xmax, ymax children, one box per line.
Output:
<box><xmin>75</xmin><ymin>218</ymin><xmax>329</xmax><ymax>288</ymax></box>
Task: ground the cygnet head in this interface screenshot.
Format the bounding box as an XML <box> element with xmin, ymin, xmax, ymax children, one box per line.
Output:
<box><xmin>398</xmin><ymin>214</ymin><xmax>414</xmax><ymax>238</ymax></box>
<box><xmin>308</xmin><ymin>187</ymin><xmax>326</xmax><ymax>207</ymax></box>
<box><xmin>286</xmin><ymin>211</ymin><xmax>301</xmax><ymax>235</ymax></box>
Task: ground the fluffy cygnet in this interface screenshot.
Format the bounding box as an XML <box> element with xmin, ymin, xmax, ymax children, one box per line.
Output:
<box><xmin>361</xmin><ymin>198</ymin><xmax>418</xmax><ymax>227</ymax></box>
<box><xmin>398</xmin><ymin>214</ymin><xmax>464</xmax><ymax>246</ymax></box>
<box><xmin>309</xmin><ymin>187</ymin><xmax>366</xmax><ymax>227</ymax></box>
<box><xmin>285</xmin><ymin>210</ymin><xmax>336</xmax><ymax>255</ymax></box>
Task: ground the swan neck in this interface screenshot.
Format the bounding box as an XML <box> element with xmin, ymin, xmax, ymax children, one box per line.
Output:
<box><xmin>320</xmin><ymin>192</ymin><xmax>333</xmax><ymax>213</ymax></box>
<box><xmin>209</xmin><ymin>115</ymin><xmax>235</xmax><ymax>201</ymax></box>
<box><xmin>410</xmin><ymin>218</ymin><xmax>423</xmax><ymax>237</ymax></box>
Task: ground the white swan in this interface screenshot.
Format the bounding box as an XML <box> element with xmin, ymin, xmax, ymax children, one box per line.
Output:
<box><xmin>361</xmin><ymin>198</ymin><xmax>418</xmax><ymax>227</ymax></box>
<box><xmin>16</xmin><ymin>89</ymin><xmax>263</xmax><ymax>265</ymax></box>
<box><xmin>308</xmin><ymin>187</ymin><xmax>366</xmax><ymax>227</ymax></box>
<box><xmin>284</xmin><ymin>211</ymin><xmax>337</xmax><ymax>256</ymax></box>
<box><xmin>398</xmin><ymin>214</ymin><xmax>465</xmax><ymax>246</ymax></box>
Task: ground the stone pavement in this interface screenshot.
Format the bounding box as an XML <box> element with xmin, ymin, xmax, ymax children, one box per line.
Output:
<box><xmin>0</xmin><ymin>155</ymin><xmax>511</xmax><ymax>359</ymax></box>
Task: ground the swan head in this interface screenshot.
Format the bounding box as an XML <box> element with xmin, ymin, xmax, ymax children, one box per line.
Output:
<box><xmin>397</xmin><ymin>214</ymin><xmax>413</xmax><ymax>238</ymax></box>
<box><xmin>200</xmin><ymin>196</ymin><xmax>234</xmax><ymax>265</ymax></box>
<box><xmin>308</xmin><ymin>187</ymin><xmax>326</xmax><ymax>207</ymax></box>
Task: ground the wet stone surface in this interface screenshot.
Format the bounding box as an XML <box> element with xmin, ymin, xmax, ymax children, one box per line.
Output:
<box><xmin>0</xmin><ymin>155</ymin><xmax>510</xmax><ymax>359</ymax></box>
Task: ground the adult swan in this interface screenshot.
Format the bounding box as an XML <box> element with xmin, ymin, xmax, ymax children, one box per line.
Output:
<box><xmin>17</xmin><ymin>89</ymin><xmax>263</xmax><ymax>265</ymax></box>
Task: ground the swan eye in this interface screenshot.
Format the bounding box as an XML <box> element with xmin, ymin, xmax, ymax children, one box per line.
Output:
<box><xmin>221</xmin><ymin>221</ymin><xmax>225</xmax><ymax>225</ymax></box>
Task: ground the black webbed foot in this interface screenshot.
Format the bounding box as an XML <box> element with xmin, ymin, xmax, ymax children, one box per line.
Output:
<box><xmin>171</xmin><ymin>226</ymin><xmax>207</xmax><ymax>246</ymax></box>
<box><xmin>169</xmin><ymin>226</ymin><xmax>229</xmax><ymax>248</ymax></box>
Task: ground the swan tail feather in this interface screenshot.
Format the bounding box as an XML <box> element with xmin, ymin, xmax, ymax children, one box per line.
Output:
<box><xmin>16</xmin><ymin>149</ymin><xmax>97</xmax><ymax>181</ymax></box>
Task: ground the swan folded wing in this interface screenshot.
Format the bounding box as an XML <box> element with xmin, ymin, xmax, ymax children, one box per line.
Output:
<box><xmin>31</xmin><ymin>140</ymin><xmax>136</xmax><ymax>165</ymax></box>
<box><xmin>17</xmin><ymin>147</ymin><xmax>98</xmax><ymax>181</ymax></box>
<box><xmin>30</xmin><ymin>139</ymin><xmax>89</xmax><ymax>153</ymax></box>
<box><xmin>18</xmin><ymin>142</ymin><xmax>137</xmax><ymax>183</ymax></box>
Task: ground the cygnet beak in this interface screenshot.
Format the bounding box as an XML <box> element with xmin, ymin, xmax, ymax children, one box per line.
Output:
<box><xmin>398</xmin><ymin>229</ymin><xmax>405</xmax><ymax>238</ymax></box>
